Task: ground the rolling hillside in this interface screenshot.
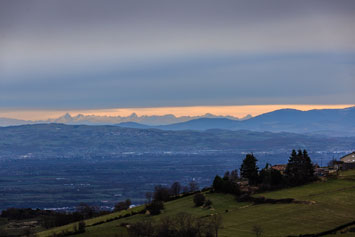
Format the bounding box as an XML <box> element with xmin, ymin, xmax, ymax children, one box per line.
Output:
<box><xmin>36</xmin><ymin>170</ymin><xmax>355</xmax><ymax>237</ymax></box>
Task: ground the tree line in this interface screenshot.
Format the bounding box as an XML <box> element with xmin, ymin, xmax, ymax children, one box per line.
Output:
<box><xmin>213</xmin><ymin>149</ymin><xmax>316</xmax><ymax>195</ymax></box>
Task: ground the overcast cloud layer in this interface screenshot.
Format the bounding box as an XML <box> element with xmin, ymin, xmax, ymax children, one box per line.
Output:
<box><xmin>0</xmin><ymin>0</ymin><xmax>354</xmax><ymax>109</ymax></box>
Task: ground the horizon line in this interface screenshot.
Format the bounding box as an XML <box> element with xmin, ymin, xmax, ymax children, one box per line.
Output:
<box><xmin>0</xmin><ymin>104</ymin><xmax>353</xmax><ymax>121</ymax></box>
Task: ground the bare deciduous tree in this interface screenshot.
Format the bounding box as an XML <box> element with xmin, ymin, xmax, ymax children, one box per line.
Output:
<box><xmin>145</xmin><ymin>192</ymin><xmax>153</xmax><ymax>204</ymax></box>
<box><xmin>210</xmin><ymin>214</ymin><xmax>223</xmax><ymax>237</ymax></box>
<box><xmin>252</xmin><ymin>224</ymin><xmax>263</xmax><ymax>237</ymax></box>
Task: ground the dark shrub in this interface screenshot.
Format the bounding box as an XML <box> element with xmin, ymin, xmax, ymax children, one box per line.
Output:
<box><xmin>153</xmin><ymin>185</ymin><xmax>171</xmax><ymax>202</ymax></box>
<box><xmin>114</xmin><ymin>199</ymin><xmax>132</xmax><ymax>212</ymax></box>
<box><xmin>193</xmin><ymin>193</ymin><xmax>206</xmax><ymax>207</ymax></box>
<box><xmin>146</xmin><ymin>200</ymin><xmax>164</xmax><ymax>215</ymax></box>
<box><xmin>212</xmin><ymin>175</ymin><xmax>224</xmax><ymax>192</ymax></box>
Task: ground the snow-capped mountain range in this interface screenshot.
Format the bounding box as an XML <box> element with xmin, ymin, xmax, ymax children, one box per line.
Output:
<box><xmin>0</xmin><ymin>113</ymin><xmax>251</xmax><ymax>127</ymax></box>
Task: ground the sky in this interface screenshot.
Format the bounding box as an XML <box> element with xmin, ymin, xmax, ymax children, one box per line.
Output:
<box><xmin>0</xmin><ymin>0</ymin><xmax>354</xmax><ymax>119</ymax></box>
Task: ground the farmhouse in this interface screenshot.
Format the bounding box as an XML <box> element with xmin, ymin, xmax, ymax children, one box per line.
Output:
<box><xmin>271</xmin><ymin>164</ymin><xmax>287</xmax><ymax>174</ymax></box>
<box><xmin>340</xmin><ymin>152</ymin><xmax>355</xmax><ymax>170</ymax></box>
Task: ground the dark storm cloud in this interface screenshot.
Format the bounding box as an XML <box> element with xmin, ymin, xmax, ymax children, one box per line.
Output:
<box><xmin>0</xmin><ymin>0</ymin><xmax>354</xmax><ymax>108</ymax></box>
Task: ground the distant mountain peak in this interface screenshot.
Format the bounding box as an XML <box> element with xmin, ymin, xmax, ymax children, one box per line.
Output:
<box><xmin>128</xmin><ymin>113</ymin><xmax>138</xmax><ymax>118</ymax></box>
<box><xmin>241</xmin><ymin>114</ymin><xmax>252</xmax><ymax>120</ymax></box>
<box><xmin>63</xmin><ymin>113</ymin><xmax>72</xmax><ymax>119</ymax></box>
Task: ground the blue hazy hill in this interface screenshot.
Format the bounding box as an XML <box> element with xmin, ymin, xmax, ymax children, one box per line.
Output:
<box><xmin>115</xmin><ymin>122</ymin><xmax>153</xmax><ymax>129</ymax></box>
<box><xmin>0</xmin><ymin>123</ymin><xmax>354</xmax><ymax>160</ymax></box>
<box><xmin>116</xmin><ymin>107</ymin><xmax>355</xmax><ymax>136</ymax></box>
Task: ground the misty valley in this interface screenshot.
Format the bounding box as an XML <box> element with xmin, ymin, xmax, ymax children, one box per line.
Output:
<box><xmin>0</xmin><ymin>151</ymin><xmax>346</xmax><ymax>211</ymax></box>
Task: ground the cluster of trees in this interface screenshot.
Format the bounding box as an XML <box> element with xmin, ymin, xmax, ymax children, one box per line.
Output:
<box><xmin>212</xmin><ymin>169</ymin><xmax>240</xmax><ymax>195</ymax></box>
<box><xmin>144</xmin><ymin>180</ymin><xmax>201</xmax><ymax>215</ymax></box>
<box><xmin>241</xmin><ymin>150</ymin><xmax>315</xmax><ymax>188</ymax></box>
<box><xmin>212</xmin><ymin>149</ymin><xmax>315</xmax><ymax>194</ymax></box>
<box><xmin>258</xmin><ymin>163</ymin><xmax>284</xmax><ymax>190</ymax></box>
<box><xmin>238</xmin><ymin>153</ymin><xmax>283</xmax><ymax>188</ymax></box>
<box><xmin>146</xmin><ymin>181</ymin><xmax>199</xmax><ymax>203</ymax></box>
<box><xmin>285</xmin><ymin>149</ymin><xmax>315</xmax><ymax>185</ymax></box>
<box><xmin>127</xmin><ymin>212</ymin><xmax>222</xmax><ymax>237</ymax></box>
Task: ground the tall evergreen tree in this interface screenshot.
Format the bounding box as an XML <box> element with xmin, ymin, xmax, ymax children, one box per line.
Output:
<box><xmin>285</xmin><ymin>149</ymin><xmax>314</xmax><ymax>185</ymax></box>
<box><xmin>240</xmin><ymin>153</ymin><xmax>259</xmax><ymax>185</ymax></box>
<box><xmin>212</xmin><ymin>175</ymin><xmax>224</xmax><ymax>192</ymax></box>
<box><xmin>229</xmin><ymin>169</ymin><xmax>239</xmax><ymax>181</ymax></box>
<box><xmin>170</xmin><ymin>182</ymin><xmax>181</xmax><ymax>196</ymax></box>
<box><xmin>303</xmin><ymin>150</ymin><xmax>314</xmax><ymax>178</ymax></box>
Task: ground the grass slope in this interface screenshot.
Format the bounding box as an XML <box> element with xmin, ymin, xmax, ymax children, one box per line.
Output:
<box><xmin>37</xmin><ymin>170</ymin><xmax>355</xmax><ymax>237</ymax></box>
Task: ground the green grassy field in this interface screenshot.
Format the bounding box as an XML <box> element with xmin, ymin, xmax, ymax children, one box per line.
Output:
<box><xmin>37</xmin><ymin>170</ymin><xmax>355</xmax><ymax>237</ymax></box>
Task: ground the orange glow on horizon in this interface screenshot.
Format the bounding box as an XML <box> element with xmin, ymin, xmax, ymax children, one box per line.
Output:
<box><xmin>0</xmin><ymin>104</ymin><xmax>353</xmax><ymax>120</ymax></box>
